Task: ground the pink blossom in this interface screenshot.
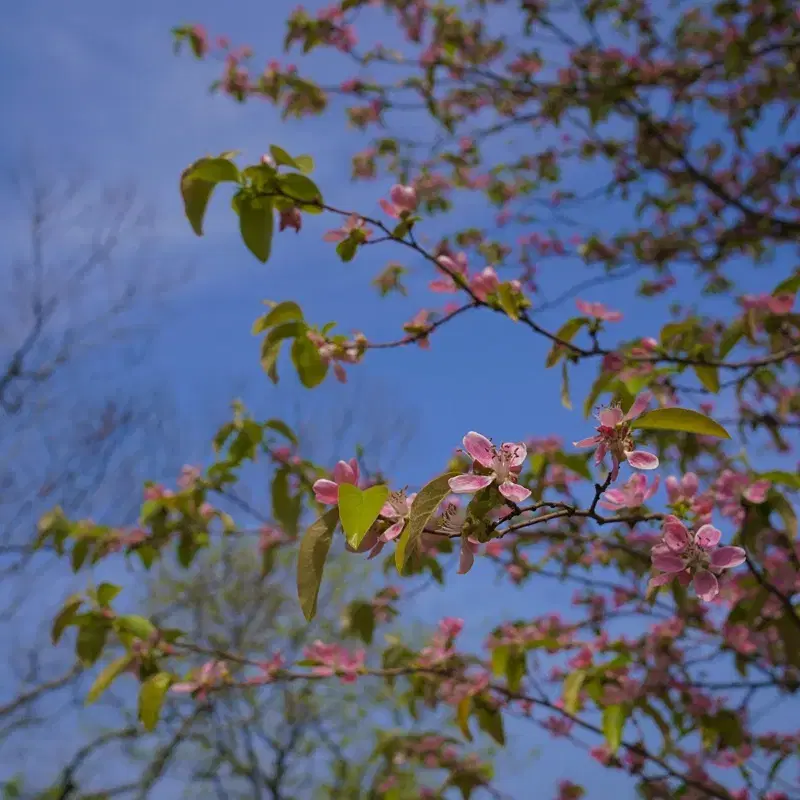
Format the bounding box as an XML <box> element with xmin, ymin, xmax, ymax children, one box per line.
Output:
<box><xmin>245</xmin><ymin>653</ymin><xmax>284</xmax><ymax>685</ymax></box>
<box><xmin>279</xmin><ymin>207</ymin><xmax>302</xmax><ymax>232</ymax></box>
<box><xmin>448</xmin><ymin>432</ymin><xmax>531</xmax><ymax>503</ymax></box>
<box><xmin>599</xmin><ymin>473</ymin><xmax>659</xmax><ymax>510</ymax></box>
<box><xmin>379</xmin><ymin>184</ymin><xmax>418</xmax><ymax>217</ymax></box>
<box><xmin>469</xmin><ymin>266</ymin><xmax>500</xmax><ymax>300</ymax></box>
<box><xmin>172</xmin><ymin>660</ymin><xmax>229</xmax><ymax>700</ymax></box>
<box><xmin>303</xmin><ymin>640</ymin><xmax>365</xmax><ymax>683</ymax></box>
<box><xmin>665</xmin><ymin>472</ymin><xmax>700</xmax><ymax>504</ymax></box>
<box><xmin>458</xmin><ymin>535</ymin><xmax>481</xmax><ymax>574</ymax></box>
<box><xmin>573</xmin><ymin>393</ymin><xmax>659</xmax><ymax>480</ymax></box>
<box><xmin>364</xmin><ymin>489</ymin><xmax>418</xmax><ymax>560</ymax></box>
<box><xmin>439</xmin><ymin>617</ymin><xmax>464</xmax><ymax>639</ymax></box>
<box><xmin>259</xmin><ymin>525</ymin><xmax>288</xmax><ymax>551</ymax></box>
<box><xmin>650</xmin><ymin>516</ymin><xmax>746</xmax><ymax>601</ymax></box>
<box><xmin>177</xmin><ymin>464</ymin><xmax>202</xmax><ymax>490</ymax></box>
<box><xmin>430</xmin><ymin>251</ymin><xmax>469</xmax><ymax>293</ymax></box>
<box><xmin>576</xmin><ymin>299</ymin><xmax>623</xmax><ymax>322</ymax></box>
<box><xmin>739</xmin><ymin>293</ymin><xmax>795</xmax><ymax>315</ymax></box>
<box><xmin>323</xmin><ymin>213</ymin><xmax>371</xmax><ymax>243</ymax></box>
<box><xmin>312</xmin><ymin>459</ymin><xmax>360</xmax><ymax>504</ymax></box>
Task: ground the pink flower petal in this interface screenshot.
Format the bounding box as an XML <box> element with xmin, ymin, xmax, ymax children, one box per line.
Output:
<box><xmin>462</xmin><ymin>432</ymin><xmax>495</xmax><ymax>467</ymax></box>
<box><xmin>458</xmin><ymin>538</ymin><xmax>476</xmax><ymax>574</ymax></box>
<box><xmin>380</xmin><ymin>501</ymin><xmax>397</xmax><ymax>518</ymax></box>
<box><xmin>626</xmin><ymin>450</ymin><xmax>659</xmax><ymax>470</ymax></box>
<box><xmin>171</xmin><ymin>682</ymin><xmax>197</xmax><ymax>694</ymax></box>
<box><xmin>501</xmin><ymin>441</ymin><xmax>528</xmax><ymax>468</ymax></box>
<box><xmin>624</xmin><ymin>392</ymin><xmax>652</xmax><ymax>421</ymax></box>
<box><xmin>663</xmin><ymin>517</ymin><xmax>691</xmax><ymax>552</ymax></box>
<box><xmin>333</xmin><ymin>460</ymin><xmax>357</xmax><ymax>485</ymax></box>
<box><xmin>448</xmin><ymin>473</ymin><xmax>494</xmax><ymax>493</ymax></box>
<box><xmin>573</xmin><ymin>435</ymin><xmax>601</xmax><ymax>449</ymax></box>
<box><xmin>652</xmin><ymin>552</ymin><xmax>687</xmax><ymax>573</ymax></box>
<box><xmin>381</xmin><ymin>521</ymin><xmax>405</xmax><ymax>542</ymax></box>
<box><xmin>498</xmin><ymin>482</ymin><xmax>531</xmax><ymax>503</ymax></box>
<box><xmin>694</xmin><ymin>524</ymin><xmax>721</xmax><ymax>549</ymax></box>
<box><xmin>743</xmin><ymin>481</ymin><xmax>770</xmax><ymax>504</ymax></box>
<box><xmin>649</xmin><ymin>572</ymin><xmax>674</xmax><ymax>588</ymax></box>
<box><xmin>693</xmin><ymin>570</ymin><xmax>719</xmax><ymax>601</ymax></box>
<box><xmin>709</xmin><ymin>546</ymin><xmax>746</xmax><ymax>570</ymax></box>
<box><xmin>313</xmin><ymin>479</ymin><xmax>339</xmax><ymax>505</ymax></box>
<box><xmin>598</xmin><ymin>407</ymin><xmax>624</xmax><ymax>427</ymax></box>
<box><xmin>602</xmin><ymin>489</ymin><xmax>627</xmax><ymax>505</ymax></box>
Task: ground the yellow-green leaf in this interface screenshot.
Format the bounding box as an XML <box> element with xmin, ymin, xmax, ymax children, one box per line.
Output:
<box><xmin>560</xmin><ymin>362</ymin><xmax>572</xmax><ymax>410</ymax></box>
<box><xmin>294</xmin><ymin>154</ymin><xmax>314</xmax><ymax>174</ymax></box>
<box><xmin>693</xmin><ymin>363</ymin><xmax>720</xmax><ymax>393</ymax></box>
<box><xmin>270</xmin><ymin>145</ymin><xmax>299</xmax><ymax>170</ymax></box>
<box><xmin>395</xmin><ymin>473</ymin><xmax>460</xmax><ymax>574</ymax></box>
<box><xmin>630</xmin><ymin>408</ymin><xmax>730</xmax><ymax>438</ymax></box>
<box><xmin>279</xmin><ymin>173</ymin><xmax>321</xmax><ymax>203</ymax></box>
<box><xmin>603</xmin><ymin>704</ymin><xmax>627</xmax><ymax>753</ymax></box>
<box><xmin>563</xmin><ymin>670</ymin><xmax>586</xmax><ymax>714</ymax></box>
<box><xmin>497</xmin><ymin>284</ymin><xmax>519</xmax><ymax>321</ymax></box>
<box><xmin>338</xmin><ymin>484</ymin><xmax>389</xmax><ymax>549</ymax></box>
<box><xmin>188</xmin><ymin>157</ymin><xmax>240</xmax><ymax>184</ymax></box>
<box><xmin>180</xmin><ymin>161</ymin><xmax>221</xmax><ymax>236</ymax></box>
<box><xmin>115</xmin><ymin>615</ymin><xmax>157</xmax><ymax>641</ymax></box>
<box><xmin>546</xmin><ymin>318</ymin><xmax>587</xmax><ymax>368</ymax></box>
<box><xmin>457</xmin><ymin>696</ymin><xmax>473</xmax><ymax>741</ymax></box>
<box><xmin>297</xmin><ymin>508</ymin><xmax>340</xmax><ymax>621</ymax></box>
<box><xmin>252</xmin><ymin>301</ymin><xmax>304</xmax><ymax>334</ymax></box>
<box><xmin>86</xmin><ymin>655</ymin><xmax>132</xmax><ymax>705</ymax></box>
<box><xmin>139</xmin><ymin>672</ymin><xmax>172</xmax><ymax>732</ymax></box>
<box><xmin>52</xmin><ymin>596</ymin><xmax>82</xmax><ymax>645</ymax></box>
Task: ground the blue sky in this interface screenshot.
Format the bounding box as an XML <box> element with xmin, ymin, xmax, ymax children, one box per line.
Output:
<box><xmin>2</xmin><ymin>0</ymin><xmax>798</xmax><ymax>797</ymax></box>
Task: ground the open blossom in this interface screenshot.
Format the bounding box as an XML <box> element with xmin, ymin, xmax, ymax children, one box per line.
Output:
<box><xmin>714</xmin><ymin>469</ymin><xmax>770</xmax><ymax>523</ymax></box>
<box><xmin>172</xmin><ymin>660</ymin><xmax>229</xmax><ymax>700</ymax></box>
<box><xmin>379</xmin><ymin>184</ymin><xmax>417</xmax><ymax>217</ymax></box>
<box><xmin>323</xmin><ymin>213</ymin><xmax>371</xmax><ymax>243</ymax></box>
<box><xmin>469</xmin><ymin>266</ymin><xmax>500</xmax><ymax>300</ymax></box>
<box><xmin>313</xmin><ymin>459</ymin><xmax>359</xmax><ymax>504</ymax></box>
<box><xmin>573</xmin><ymin>393</ymin><xmax>659</xmax><ymax>480</ymax></box>
<box><xmin>650</xmin><ymin>516</ymin><xmax>746</xmax><ymax>601</ymax></box>
<box><xmin>448</xmin><ymin>432</ymin><xmax>531</xmax><ymax>503</ymax></box>
<box><xmin>379</xmin><ymin>489</ymin><xmax>417</xmax><ymax>541</ymax></box>
<box><xmin>576</xmin><ymin>299</ymin><xmax>623</xmax><ymax>322</ymax></box>
<box><xmin>599</xmin><ymin>473</ymin><xmax>659</xmax><ymax>510</ymax></box>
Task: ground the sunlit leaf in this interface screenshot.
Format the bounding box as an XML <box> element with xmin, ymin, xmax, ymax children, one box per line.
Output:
<box><xmin>338</xmin><ymin>484</ymin><xmax>389</xmax><ymax>549</ymax></box>
<box><xmin>86</xmin><ymin>655</ymin><xmax>132</xmax><ymax>705</ymax></box>
<box><xmin>631</xmin><ymin>408</ymin><xmax>730</xmax><ymax>438</ymax></box>
<box><xmin>139</xmin><ymin>672</ymin><xmax>172</xmax><ymax>732</ymax></box>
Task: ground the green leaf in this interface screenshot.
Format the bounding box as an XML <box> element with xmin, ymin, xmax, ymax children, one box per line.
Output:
<box><xmin>294</xmin><ymin>154</ymin><xmax>314</xmax><ymax>174</ymax></box>
<box><xmin>546</xmin><ymin>318</ymin><xmax>587</xmax><ymax>368</ymax></box>
<box><xmin>456</xmin><ymin>696</ymin><xmax>473</xmax><ymax>741</ymax></box>
<box><xmin>279</xmin><ymin>173</ymin><xmax>321</xmax><ymax>203</ymax></box>
<box><xmin>115</xmin><ymin>615</ymin><xmax>156</xmax><ymax>641</ymax></box>
<box><xmin>238</xmin><ymin>194</ymin><xmax>274</xmax><ymax>263</ymax></box>
<box><xmin>270</xmin><ymin>145</ymin><xmax>300</xmax><ymax>169</ymax></box>
<box><xmin>630</xmin><ymin>408</ymin><xmax>731</xmax><ymax>439</ymax></box>
<box><xmin>297</xmin><ymin>508</ymin><xmax>340</xmax><ymax>621</ymax></box>
<box><xmin>759</xmin><ymin>471</ymin><xmax>800</xmax><ymax>491</ymax></box>
<box><xmin>497</xmin><ymin>284</ymin><xmax>519</xmax><ymax>321</ymax></box>
<box><xmin>252</xmin><ymin>301</ymin><xmax>303</xmax><ymax>333</ymax></box>
<box><xmin>563</xmin><ymin>670</ymin><xmax>586</xmax><ymax>714</ymax></box>
<box><xmin>52</xmin><ymin>596</ymin><xmax>83</xmax><ymax>645</ymax></box>
<box><xmin>86</xmin><ymin>655</ymin><xmax>132</xmax><ymax>705</ymax></box>
<box><xmin>771</xmin><ymin>492</ymin><xmax>798</xmax><ymax>537</ymax></box>
<box><xmin>189</xmin><ymin>157</ymin><xmax>240</xmax><ymax>184</ymax></box>
<box><xmin>180</xmin><ymin>163</ymin><xmax>216</xmax><ymax>236</ymax></box>
<box><xmin>290</xmin><ymin>335</ymin><xmax>328</xmax><ymax>388</ymax></box>
<box><xmin>139</xmin><ymin>672</ymin><xmax>172</xmax><ymax>732</ymax></box>
<box><xmin>773</xmin><ymin>271</ymin><xmax>800</xmax><ymax>296</ymax></box>
<box><xmin>475</xmin><ymin>702</ymin><xmax>505</xmax><ymax>745</ymax></box>
<box><xmin>264</xmin><ymin>418</ymin><xmax>298</xmax><ymax>445</ymax></box>
<box><xmin>583</xmin><ymin>370</ymin><xmax>615</xmax><ymax>418</ymax></box>
<box><xmin>603</xmin><ymin>704</ymin><xmax>626</xmax><ymax>753</ymax></box>
<box><xmin>719</xmin><ymin>320</ymin><xmax>744</xmax><ymax>359</ymax></box>
<box><xmin>272</xmin><ymin>467</ymin><xmax>301</xmax><ymax>538</ymax></box>
<box><xmin>95</xmin><ymin>583</ymin><xmax>121</xmax><ymax>608</ymax></box>
<box><xmin>338</xmin><ymin>484</ymin><xmax>389</xmax><ymax>549</ymax></box>
<box><xmin>560</xmin><ymin>362</ymin><xmax>572</xmax><ymax>410</ymax></box>
<box><xmin>395</xmin><ymin>472</ymin><xmax>459</xmax><ymax>574</ymax></box>
<box><xmin>76</xmin><ymin>623</ymin><xmax>109</xmax><ymax>666</ymax></box>
<box><xmin>693</xmin><ymin>364</ymin><xmax>720</xmax><ymax>393</ymax></box>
